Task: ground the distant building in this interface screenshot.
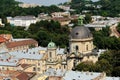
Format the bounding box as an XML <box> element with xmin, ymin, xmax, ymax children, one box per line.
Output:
<box><xmin>52</xmin><ymin>17</ymin><xmax>71</xmax><ymax>26</ymax></box>
<box><xmin>0</xmin><ymin>34</ymin><xmax>38</xmax><ymax>52</ymax></box>
<box><xmin>51</xmin><ymin>12</ymin><xmax>70</xmax><ymax>18</ymax></box>
<box><xmin>91</xmin><ymin>16</ymin><xmax>104</xmax><ymax>22</ymax></box>
<box><xmin>51</xmin><ymin>12</ymin><xmax>71</xmax><ymax>26</ymax></box>
<box><xmin>38</xmin><ymin>13</ymin><xmax>51</xmax><ymax>21</ymax></box>
<box><xmin>18</xmin><ymin>3</ymin><xmax>41</xmax><ymax>8</ymax></box>
<box><xmin>58</xmin><ymin>5</ymin><xmax>70</xmax><ymax>11</ymax></box>
<box><xmin>0</xmin><ymin>18</ymin><xmax>4</xmax><ymax>27</ymax></box>
<box><xmin>7</xmin><ymin>16</ymin><xmax>37</xmax><ymax>29</ymax></box>
<box><xmin>6</xmin><ymin>39</ymin><xmax>38</xmax><ymax>52</ymax></box>
<box><xmin>85</xmin><ymin>20</ymin><xmax>119</xmax><ymax>31</ymax></box>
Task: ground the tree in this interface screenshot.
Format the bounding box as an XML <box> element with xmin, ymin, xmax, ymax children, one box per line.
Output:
<box><xmin>84</xmin><ymin>14</ymin><xmax>92</xmax><ymax>23</ymax></box>
<box><xmin>112</xmin><ymin>67</ymin><xmax>120</xmax><ymax>77</ymax></box>
<box><xmin>75</xmin><ymin>50</ymin><xmax>120</xmax><ymax>76</ymax></box>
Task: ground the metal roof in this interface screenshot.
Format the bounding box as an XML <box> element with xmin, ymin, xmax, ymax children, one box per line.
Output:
<box><xmin>63</xmin><ymin>71</ymin><xmax>101</xmax><ymax>80</ymax></box>
<box><xmin>70</xmin><ymin>26</ymin><xmax>93</xmax><ymax>39</ymax></box>
<box><xmin>0</xmin><ymin>53</ymin><xmax>19</xmax><ymax>66</ymax></box>
<box><xmin>9</xmin><ymin>47</ymin><xmax>44</xmax><ymax>60</ymax></box>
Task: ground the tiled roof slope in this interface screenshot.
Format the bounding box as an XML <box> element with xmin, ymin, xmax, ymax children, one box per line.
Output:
<box><xmin>0</xmin><ymin>36</ymin><xmax>7</xmax><ymax>43</ymax></box>
<box><xmin>6</xmin><ymin>39</ymin><xmax>38</xmax><ymax>48</ymax></box>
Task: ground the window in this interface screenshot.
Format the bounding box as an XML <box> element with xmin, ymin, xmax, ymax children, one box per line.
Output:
<box><xmin>38</xmin><ymin>68</ymin><xmax>40</xmax><ymax>71</ymax></box>
<box><xmin>64</xmin><ymin>65</ymin><xmax>66</xmax><ymax>69</ymax></box>
<box><xmin>38</xmin><ymin>63</ymin><xmax>40</xmax><ymax>66</ymax></box>
<box><xmin>49</xmin><ymin>52</ymin><xmax>52</xmax><ymax>58</ymax></box>
<box><xmin>33</xmin><ymin>67</ymin><xmax>36</xmax><ymax>71</ymax></box>
<box><xmin>2</xmin><ymin>67</ymin><xmax>4</xmax><ymax>70</ymax></box>
<box><xmin>75</xmin><ymin>45</ymin><xmax>79</xmax><ymax>51</ymax></box>
<box><xmin>86</xmin><ymin>45</ymin><xmax>88</xmax><ymax>51</ymax></box>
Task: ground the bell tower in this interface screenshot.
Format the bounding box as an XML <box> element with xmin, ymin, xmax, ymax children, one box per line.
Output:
<box><xmin>69</xmin><ymin>16</ymin><xmax>93</xmax><ymax>55</ymax></box>
<box><xmin>47</xmin><ymin>41</ymin><xmax>57</xmax><ymax>62</ymax></box>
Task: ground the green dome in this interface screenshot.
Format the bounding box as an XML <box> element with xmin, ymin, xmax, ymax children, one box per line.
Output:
<box><xmin>47</xmin><ymin>41</ymin><xmax>56</xmax><ymax>48</ymax></box>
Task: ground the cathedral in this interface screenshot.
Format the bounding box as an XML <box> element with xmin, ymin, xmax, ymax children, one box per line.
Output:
<box><xmin>45</xmin><ymin>16</ymin><xmax>98</xmax><ymax>70</ymax></box>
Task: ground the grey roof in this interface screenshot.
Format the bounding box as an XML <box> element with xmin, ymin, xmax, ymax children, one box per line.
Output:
<box><xmin>44</xmin><ymin>68</ymin><xmax>66</xmax><ymax>77</ymax></box>
<box><xmin>43</xmin><ymin>69</ymin><xmax>120</xmax><ymax>80</ymax></box>
<box><xmin>13</xmin><ymin>16</ymin><xmax>36</xmax><ymax>20</ymax></box>
<box><xmin>0</xmin><ymin>58</ymin><xmax>19</xmax><ymax>66</ymax></box>
<box><xmin>106</xmin><ymin>77</ymin><xmax>120</xmax><ymax>80</ymax></box>
<box><xmin>70</xmin><ymin>26</ymin><xmax>93</xmax><ymax>39</ymax></box>
<box><xmin>44</xmin><ymin>69</ymin><xmax>106</xmax><ymax>80</ymax></box>
<box><xmin>56</xmin><ymin>48</ymin><xmax>65</xmax><ymax>55</ymax></box>
<box><xmin>9</xmin><ymin>47</ymin><xmax>44</xmax><ymax>60</ymax></box>
<box><xmin>63</xmin><ymin>71</ymin><xmax>101</xmax><ymax>80</ymax></box>
<box><xmin>0</xmin><ymin>53</ymin><xmax>19</xmax><ymax>66</ymax></box>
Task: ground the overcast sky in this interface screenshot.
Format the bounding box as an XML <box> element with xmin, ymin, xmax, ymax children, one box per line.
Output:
<box><xmin>16</xmin><ymin>0</ymin><xmax>99</xmax><ymax>6</ymax></box>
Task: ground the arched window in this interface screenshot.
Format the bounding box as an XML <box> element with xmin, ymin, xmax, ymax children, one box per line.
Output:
<box><xmin>76</xmin><ymin>45</ymin><xmax>79</xmax><ymax>51</ymax></box>
<box><xmin>86</xmin><ymin>45</ymin><xmax>88</xmax><ymax>51</ymax></box>
<box><xmin>33</xmin><ymin>67</ymin><xmax>36</xmax><ymax>71</ymax></box>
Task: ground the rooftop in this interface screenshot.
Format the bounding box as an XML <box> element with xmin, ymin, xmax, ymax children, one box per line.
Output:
<box><xmin>106</xmin><ymin>77</ymin><xmax>120</xmax><ymax>80</ymax></box>
<box><xmin>63</xmin><ymin>71</ymin><xmax>101</xmax><ymax>80</ymax></box>
<box><xmin>9</xmin><ymin>47</ymin><xmax>44</xmax><ymax>60</ymax></box>
<box><xmin>9</xmin><ymin>46</ymin><xmax>65</xmax><ymax>60</ymax></box>
<box><xmin>13</xmin><ymin>16</ymin><xmax>36</xmax><ymax>20</ymax></box>
<box><xmin>6</xmin><ymin>39</ymin><xmax>38</xmax><ymax>48</ymax></box>
<box><xmin>0</xmin><ymin>36</ymin><xmax>7</xmax><ymax>43</ymax></box>
<box><xmin>0</xmin><ymin>70</ymin><xmax>36</xmax><ymax>80</ymax></box>
<box><xmin>44</xmin><ymin>68</ymin><xmax>66</xmax><ymax>77</ymax></box>
<box><xmin>0</xmin><ymin>53</ymin><xmax>19</xmax><ymax>67</ymax></box>
<box><xmin>43</xmin><ymin>69</ymin><xmax>120</xmax><ymax>80</ymax></box>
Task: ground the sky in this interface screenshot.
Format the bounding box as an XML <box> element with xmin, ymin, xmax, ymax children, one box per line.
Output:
<box><xmin>16</xmin><ymin>0</ymin><xmax>99</xmax><ymax>6</ymax></box>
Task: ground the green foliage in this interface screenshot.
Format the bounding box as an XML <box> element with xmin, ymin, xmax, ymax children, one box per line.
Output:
<box><xmin>84</xmin><ymin>14</ymin><xmax>92</xmax><ymax>23</ymax></box>
<box><xmin>75</xmin><ymin>50</ymin><xmax>120</xmax><ymax>76</ymax></box>
<box><xmin>75</xmin><ymin>61</ymin><xmax>96</xmax><ymax>72</ymax></box>
<box><xmin>0</xmin><ymin>20</ymin><xmax>69</xmax><ymax>47</ymax></box>
<box><xmin>29</xmin><ymin>20</ymin><xmax>69</xmax><ymax>47</ymax></box>
<box><xmin>91</xmin><ymin>27</ymin><xmax>120</xmax><ymax>50</ymax></box>
<box><xmin>70</xmin><ymin>0</ymin><xmax>120</xmax><ymax>17</ymax></box>
<box><xmin>0</xmin><ymin>0</ymin><xmax>63</xmax><ymax>19</ymax></box>
<box><xmin>112</xmin><ymin>67</ymin><xmax>120</xmax><ymax>77</ymax></box>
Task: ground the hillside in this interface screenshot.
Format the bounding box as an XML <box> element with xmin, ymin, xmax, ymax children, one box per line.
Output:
<box><xmin>0</xmin><ymin>0</ymin><xmax>63</xmax><ymax>18</ymax></box>
<box><xmin>70</xmin><ymin>0</ymin><xmax>120</xmax><ymax>17</ymax></box>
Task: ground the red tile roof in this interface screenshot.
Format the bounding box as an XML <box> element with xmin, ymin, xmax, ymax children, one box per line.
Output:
<box><xmin>0</xmin><ymin>34</ymin><xmax>13</xmax><ymax>41</ymax></box>
<box><xmin>0</xmin><ymin>36</ymin><xmax>7</xmax><ymax>43</ymax></box>
<box><xmin>6</xmin><ymin>39</ymin><xmax>38</xmax><ymax>48</ymax></box>
<box><xmin>16</xmin><ymin>72</ymin><xmax>36</xmax><ymax>80</ymax></box>
<box><xmin>21</xmin><ymin>64</ymin><xmax>32</xmax><ymax>69</ymax></box>
<box><xmin>0</xmin><ymin>70</ymin><xmax>36</xmax><ymax>80</ymax></box>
